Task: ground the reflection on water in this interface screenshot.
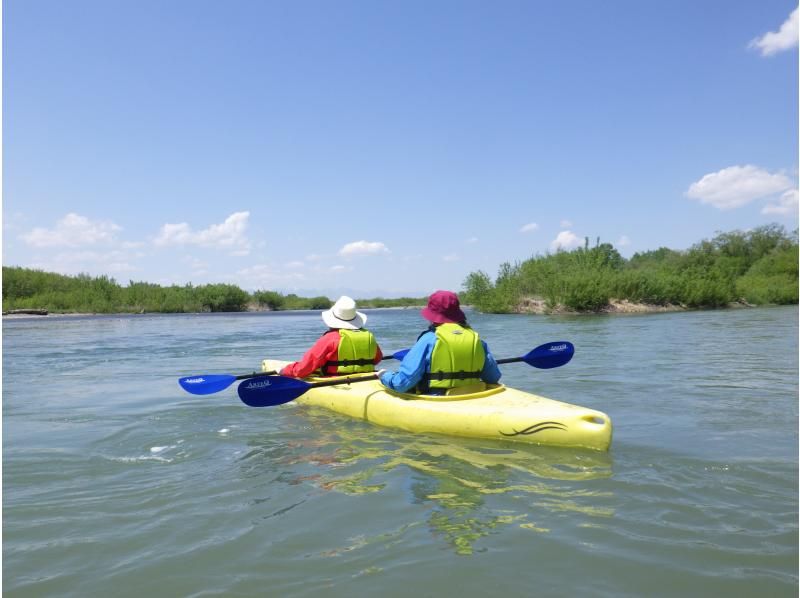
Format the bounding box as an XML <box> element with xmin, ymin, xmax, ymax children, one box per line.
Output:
<box><xmin>241</xmin><ymin>407</ymin><xmax>614</xmax><ymax>555</ymax></box>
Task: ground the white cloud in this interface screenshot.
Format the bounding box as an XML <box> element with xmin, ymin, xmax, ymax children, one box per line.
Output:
<box><xmin>762</xmin><ymin>188</ymin><xmax>799</xmax><ymax>215</ymax></box>
<box><xmin>686</xmin><ymin>165</ymin><xmax>794</xmax><ymax>210</ymax></box>
<box><xmin>749</xmin><ymin>8</ymin><xmax>799</xmax><ymax>56</ymax></box>
<box><xmin>330</xmin><ymin>265</ymin><xmax>350</xmax><ymax>272</ymax></box>
<box><xmin>121</xmin><ymin>241</ymin><xmax>146</xmax><ymax>249</ymax></box>
<box><xmin>617</xmin><ymin>235</ymin><xmax>631</xmax><ymax>247</ymax></box>
<box><xmin>154</xmin><ymin>211</ymin><xmax>251</xmax><ymax>254</ymax></box>
<box><xmin>338</xmin><ymin>240</ymin><xmax>389</xmax><ymax>257</ymax></box>
<box><xmin>560</xmin><ymin>220</ymin><xmax>573</xmax><ymax>229</ymax></box>
<box><xmin>286</xmin><ymin>260</ymin><xmax>305</xmax><ymax>269</ymax></box>
<box><xmin>519</xmin><ymin>222</ymin><xmax>539</xmax><ymax>233</ymax></box>
<box><xmin>4</xmin><ymin>211</ymin><xmax>28</xmax><ymax>232</ymax></box>
<box><xmin>237</xmin><ymin>263</ymin><xmax>307</xmax><ymax>285</ymax></box>
<box><xmin>27</xmin><ymin>249</ymin><xmax>138</xmax><ymax>274</ymax></box>
<box><xmin>237</xmin><ymin>264</ymin><xmax>272</xmax><ymax>278</ymax></box>
<box><xmin>550</xmin><ymin>231</ymin><xmax>583</xmax><ymax>252</ymax></box>
<box><xmin>443</xmin><ymin>253</ymin><xmax>460</xmax><ymax>262</ymax></box>
<box><xmin>106</xmin><ymin>262</ymin><xmax>138</xmax><ymax>273</ymax></box>
<box><xmin>466</xmin><ymin>236</ymin><xmax>478</xmax><ymax>244</ymax></box>
<box><xmin>21</xmin><ymin>213</ymin><xmax>121</xmax><ymax>247</ymax></box>
<box><xmin>182</xmin><ymin>255</ymin><xmax>209</xmax><ymax>275</ymax></box>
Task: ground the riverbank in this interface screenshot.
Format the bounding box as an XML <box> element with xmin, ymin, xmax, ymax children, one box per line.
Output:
<box><xmin>514</xmin><ymin>297</ymin><xmax>757</xmax><ymax>315</ymax></box>
<box><xmin>2</xmin><ymin>312</ymin><xmax>111</xmax><ymax>319</ymax></box>
<box><xmin>3</xmin><ymin>300</ymin><xmax>759</xmax><ymax>319</ymax></box>
<box><xmin>1</xmin><ymin>304</ymin><xmax>422</xmax><ymax>320</ymax></box>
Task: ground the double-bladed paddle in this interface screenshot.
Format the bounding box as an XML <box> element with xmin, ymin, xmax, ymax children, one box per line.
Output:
<box><xmin>178</xmin><ymin>370</ymin><xmax>279</xmax><ymax>395</ymax></box>
<box><xmin>178</xmin><ymin>349</ymin><xmax>411</xmax><ymax>395</ymax></box>
<box><xmin>495</xmin><ymin>340</ymin><xmax>574</xmax><ymax>369</ymax></box>
<box><xmin>238</xmin><ymin>372</ymin><xmax>381</xmax><ymax>407</ymax></box>
<box><xmin>237</xmin><ymin>341</ymin><xmax>574</xmax><ymax>407</ymax></box>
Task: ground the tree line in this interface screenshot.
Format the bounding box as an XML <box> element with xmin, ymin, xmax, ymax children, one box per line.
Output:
<box><xmin>461</xmin><ymin>224</ymin><xmax>798</xmax><ymax>313</ymax></box>
<box><xmin>1</xmin><ymin>267</ymin><xmax>425</xmax><ymax>314</ymax></box>
<box><xmin>5</xmin><ymin>224</ymin><xmax>796</xmax><ymax>315</ymax></box>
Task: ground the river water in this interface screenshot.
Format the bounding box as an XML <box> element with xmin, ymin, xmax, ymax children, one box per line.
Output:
<box><xmin>3</xmin><ymin>306</ymin><xmax>798</xmax><ymax>596</ymax></box>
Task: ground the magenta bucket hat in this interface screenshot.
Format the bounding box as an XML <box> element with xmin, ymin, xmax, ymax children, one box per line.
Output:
<box><xmin>421</xmin><ymin>290</ymin><xmax>466</xmax><ymax>324</ymax></box>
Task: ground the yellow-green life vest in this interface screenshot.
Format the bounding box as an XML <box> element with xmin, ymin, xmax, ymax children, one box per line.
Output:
<box><xmin>324</xmin><ymin>329</ymin><xmax>378</xmax><ymax>375</ymax></box>
<box><xmin>425</xmin><ymin>323</ymin><xmax>485</xmax><ymax>390</ymax></box>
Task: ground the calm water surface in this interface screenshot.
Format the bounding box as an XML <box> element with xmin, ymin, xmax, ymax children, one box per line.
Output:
<box><xmin>3</xmin><ymin>307</ymin><xmax>798</xmax><ymax>596</ymax></box>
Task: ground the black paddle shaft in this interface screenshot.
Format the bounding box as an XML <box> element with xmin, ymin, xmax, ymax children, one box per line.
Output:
<box><xmin>304</xmin><ymin>374</ymin><xmax>379</xmax><ymax>389</ymax></box>
<box><xmin>235</xmin><ymin>370</ymin><xmax>276</xmax><ymax>380</ymax></box>
<box><xmin>495</xmin><ymin>357</ymin><xmax>523</xmax><ymax>365</ymax></box>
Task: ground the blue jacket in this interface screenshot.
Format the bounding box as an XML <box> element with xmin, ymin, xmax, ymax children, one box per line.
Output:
<box><xmin>380</xmin><ymin>330</ymin><xmax>502</xmax><ymax>393</ymax></box>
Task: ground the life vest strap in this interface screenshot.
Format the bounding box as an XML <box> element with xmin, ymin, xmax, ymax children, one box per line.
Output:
<box><xmin>423</xmin><ymin>370</ymin><xmax>482</xmax><ymax>381</ymax></box>
<box><xmin>324</xmin><ymin>358</ymin><xmax>376</xmax><ymax>367</ymax></box>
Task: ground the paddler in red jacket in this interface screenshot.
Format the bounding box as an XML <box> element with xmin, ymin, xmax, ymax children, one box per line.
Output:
<box><xmin>279</xmin><ymin>296</ymin><xmax>384</xmax><ymax>378</ymax></box>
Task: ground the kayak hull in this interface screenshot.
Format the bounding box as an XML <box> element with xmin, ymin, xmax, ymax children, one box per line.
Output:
<box><xmin>262</xmin><ymin>360</ymin><xmax>612</xmax><ymax>451</ymax></box>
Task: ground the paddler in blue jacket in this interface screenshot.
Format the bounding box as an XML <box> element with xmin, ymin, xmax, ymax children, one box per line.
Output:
<box><xmin>379</xmin><ymin>290</ymin><xmax>501</xmax><ymax>395</ymax></box>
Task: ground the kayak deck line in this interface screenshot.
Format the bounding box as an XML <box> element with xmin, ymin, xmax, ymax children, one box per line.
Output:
<box><xmin>261</xmin><ymin>359</ymin><xmax>613</xmax><ymax>451</ymax></box>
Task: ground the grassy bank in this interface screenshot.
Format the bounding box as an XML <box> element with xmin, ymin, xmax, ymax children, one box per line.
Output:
<box><xmin>2</xmin><ymin>267</ymin><xmax>425</xmax><ymax>314</ymax></box>
<box><xmin>462</xmin><ymin>224</ymin><xmax>798</xmax><ymax>313</ymax></box>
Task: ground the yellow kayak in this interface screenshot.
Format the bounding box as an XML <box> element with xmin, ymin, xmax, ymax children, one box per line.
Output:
<box><xmin>262</xmin><ymin>359</ymin><xmax>612</xmax><ymax>451</ymax></box>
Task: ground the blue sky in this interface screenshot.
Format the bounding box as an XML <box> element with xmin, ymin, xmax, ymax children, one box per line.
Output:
<box><xmin>4</xmin><ymin>0</ymin><xmax>798</xmax><ymax>298</ymax></box>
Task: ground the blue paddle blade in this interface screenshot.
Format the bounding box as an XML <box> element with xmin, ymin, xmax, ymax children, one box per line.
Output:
<box><xmin>523</xmin><ymin>341</ymin><xmax>575</xmax><ymax>369</ymax></box>
<box><xmin>179</xmin><ymin>374</ymin><xmax>237</xmax><ymax>395</ymax></box>
<box><xmin>237</xmin><ymin>375</ymin><xmax>312</xmax><ymax>407</ymax></box>
<box><xmin>390</xmin><ymin>349</ymin><xmax>410</xmax><ymax>360</ymax></box>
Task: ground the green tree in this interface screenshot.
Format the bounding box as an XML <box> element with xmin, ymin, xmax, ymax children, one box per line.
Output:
<box><xmin>253</xmin><ymin>290</ymin><xmax>286</xmax><ymax>310</ymax></box>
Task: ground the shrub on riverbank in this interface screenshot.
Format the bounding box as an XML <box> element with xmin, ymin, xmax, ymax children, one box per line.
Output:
<box><xmin>1</xmin><ymin>269</ymin><xmax>251</xmax><ymax>313</ymax></box>
<box><xmin>462</xmin><ymin>224</ymin><xmax>799</xmax><ymax>313</ymax></box>
<box><xmin>2</xmin><ymin>268</ymin><xmax>427</xmax><ymax>314</ymax></box>
<box><xmin>1</xmin><ymin>268</ymin><xmax>335</xmax><ymax>314</ymax></box>
<box><xmin>356</xmin><ymin>297</ymin><xmax>427</xmax><ymax>308</ymax></box>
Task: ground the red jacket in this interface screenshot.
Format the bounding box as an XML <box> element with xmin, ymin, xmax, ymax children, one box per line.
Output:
<box><xmin>280</xmin><ymin>330</ymin><xmax>383</xmax><ymax>378</ymax></box>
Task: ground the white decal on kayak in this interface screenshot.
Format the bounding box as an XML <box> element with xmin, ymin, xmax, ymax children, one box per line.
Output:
<box><xmin>184</xmin><ymin>377</ymin><xmax>206</xmax><ymax>384</ymax></box>
<box><xmin>549</xmin><ymin>344</ymin><xmax>568</xmax><ymax>352</ymax></box>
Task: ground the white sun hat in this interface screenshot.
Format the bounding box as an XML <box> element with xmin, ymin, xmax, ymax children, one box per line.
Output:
<box><xmin>321</xmin><ymin>296</ymin><xmax>367</xmax><ymax>330</ymax></box>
